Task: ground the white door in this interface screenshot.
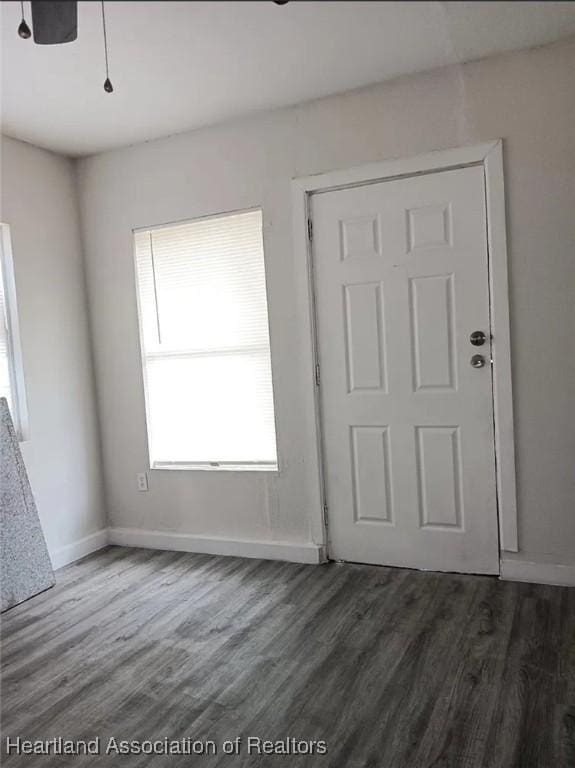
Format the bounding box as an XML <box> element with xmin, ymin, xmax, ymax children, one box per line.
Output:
<box><xmin>311</xmin><ymin>166</ymin><xmax>499</xmax><ymax>574</ymax></box>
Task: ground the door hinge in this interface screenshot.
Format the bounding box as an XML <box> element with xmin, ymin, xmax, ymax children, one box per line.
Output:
<box><xmin>315</xmin><ymin>362</ymin><xmax>321</xmax><ymax>386</ymax></box>
<box><xmin>307</xmin><ymin>218</ymin><xmax>313</xmax><ymax>241</ymax></box>
<box><xmin>322</xmin><ymin>503</ymin><xmax>329</xmax><ymax>528</ymax></box>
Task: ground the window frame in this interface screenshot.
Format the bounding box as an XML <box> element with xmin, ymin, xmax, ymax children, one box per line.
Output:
<box><xmin>0</xmin><ymin>224</ymin><xmax>29</xmax><ymax>441</ymax></box>
<box><xmin>132</xmin><ymin>207</ymin><xmax>279</xmax><ymax>473</ymax></box>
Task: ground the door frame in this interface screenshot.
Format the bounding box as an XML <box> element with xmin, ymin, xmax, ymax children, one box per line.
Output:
<box><xmin>292</xmin><ymin>140</ymin><xmax>518</xmax><ymax>561</ymax></box>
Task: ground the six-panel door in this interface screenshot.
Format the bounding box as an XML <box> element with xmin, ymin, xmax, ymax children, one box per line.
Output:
<box><xmin>311</xmin><ymin>166</ymin><xmax>499</xmax><ymax>574</ymax></box>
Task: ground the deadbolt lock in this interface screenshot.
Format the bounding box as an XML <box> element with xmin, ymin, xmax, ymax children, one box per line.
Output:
<box><xmin>470</xmin><ymin>330</ymin><xmax>487</xmax><ymax>346</ymax></box>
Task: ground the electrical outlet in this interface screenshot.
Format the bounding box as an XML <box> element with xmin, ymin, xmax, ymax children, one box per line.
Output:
<box><xmin>137</xmin><ymin>472</ymin><xmax>149</xmax><ymax>492</ymax></box>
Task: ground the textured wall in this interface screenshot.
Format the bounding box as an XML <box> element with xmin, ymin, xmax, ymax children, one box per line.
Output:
<box><xmin>0</xmin><ymin>136</ymin><xmax>106</xmax><ymax>560</ymax></box>
<box><xmin>77</xmin><ymin>39</ymin><xmax>575</xmax><ymax>564</ymax></box>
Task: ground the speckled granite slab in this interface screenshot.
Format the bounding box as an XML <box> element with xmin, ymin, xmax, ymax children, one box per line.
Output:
<box><xmin>1</xmin><ymin>397</ymin><xmax>55</xmax><ymax>612</ymax></box>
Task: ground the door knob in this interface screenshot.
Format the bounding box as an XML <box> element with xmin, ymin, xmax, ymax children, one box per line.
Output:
<box><xmin>470</xmin><ymin>354</ymin><xmax>486</xmax><ymax>368</ymax></box>
<box><xmin>470</xmin><ymin>330</ymin><xmax>487</xmax><ymax>346</ymax></box>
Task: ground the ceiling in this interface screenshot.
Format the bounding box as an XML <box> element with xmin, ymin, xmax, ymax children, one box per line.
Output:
<box><xmin>2</xmin><ymin>1</ymin><xmax>575</xmax><ymax>157</ymax></box>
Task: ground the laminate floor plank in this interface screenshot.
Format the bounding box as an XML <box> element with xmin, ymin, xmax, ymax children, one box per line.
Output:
<box><xmin>1</xmin><ymin>547</ymin><xmax>573</xmax><ymax>768</ymax></box>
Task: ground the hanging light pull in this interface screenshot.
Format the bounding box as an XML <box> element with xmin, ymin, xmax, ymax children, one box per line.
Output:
<box><xmin>18</xmin><ymin>1</ymin><xmax>32</xmax><ymax>39</ymax></box>
<box><xmin>101</xmin><ymin>1</ymin><xmax>113</xmax><ymax>93</ymax></box>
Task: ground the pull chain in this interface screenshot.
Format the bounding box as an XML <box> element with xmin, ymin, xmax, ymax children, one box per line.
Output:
<box><xmin>101</xmin><ymin>1</ymin><xmax>113</xmax><ymax>92</ymax></box>
<box><xmin>18</xmin><ymin>1</ymin><xmax>31</xmax><ymax>39</ymax></box>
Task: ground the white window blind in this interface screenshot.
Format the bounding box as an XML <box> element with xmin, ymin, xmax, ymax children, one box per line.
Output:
<box><xmin>0</xmin><ymin>224</ymin><xmax>26</xmax><ymax>438</ymax></box>
<box><xmin>0</xmin><ymin>253</ymin><xmax>12</xmax><ymax>411</ymax></box>
<box><xmin>134</xmin><ymin>209</ymin><xmax>277</xmax><ymax>468</ymax></box>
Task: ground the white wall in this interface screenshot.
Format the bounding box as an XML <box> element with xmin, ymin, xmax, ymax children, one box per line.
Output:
<box><xmin>77</xmin><ymin>38</ymin><xmax>575</xmax><ymax>565</ymax></box>
<box><xmin>1</xmin><ymin>136</ymin><xmax>106</xmax><ymax>565</ymax></box>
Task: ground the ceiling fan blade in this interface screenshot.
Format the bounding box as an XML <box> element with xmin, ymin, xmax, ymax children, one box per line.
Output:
<box><xmin>31</xmin><ymin>1</ymin><xmax>78</xmax><ymax>45</ymax></box>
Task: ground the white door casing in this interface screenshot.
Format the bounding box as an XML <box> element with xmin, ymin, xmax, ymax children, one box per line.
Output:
<box><xmin>311</xmin><ymin>165</ymin><xmax>500</xmax><ymax>574</ymax></box>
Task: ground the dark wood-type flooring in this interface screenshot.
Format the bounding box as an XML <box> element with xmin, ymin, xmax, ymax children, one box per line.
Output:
<box><xmin>1</xmin><ymin>546</ymin><xmax>574</xmax><ymax>767</ymax></box>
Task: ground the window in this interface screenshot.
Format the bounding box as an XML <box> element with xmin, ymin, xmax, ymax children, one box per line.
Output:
<box><xmin>134</xmin><ymin>209</ymin><xmax>277</xmax><ymax>470</ymax></box>
<box><xmin>0</xmin><ymin>224</ymin><xmax>27</xmax><ymax>439</ymax></box>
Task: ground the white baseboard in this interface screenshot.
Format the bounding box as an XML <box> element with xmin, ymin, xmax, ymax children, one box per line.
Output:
<box><xmin>500</xmin><ymin>558</ymin><xmax>575</xmax><ymax>587</ymax></box>
<box><xmin>50</xmin><ymin>528</ymin><xmax>109</xmax><ymax>570</ymax></box>
<box><xmin>108</xmin><ymin>527</ymin><xmax>323</xmax><ymax>564</ymax></box>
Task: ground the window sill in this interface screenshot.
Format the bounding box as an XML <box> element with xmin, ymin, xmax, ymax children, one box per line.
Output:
<box><xmin>152</xmin><ymin>462</ymin><xmax>279</xmax><ymax>473</ymax></box>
